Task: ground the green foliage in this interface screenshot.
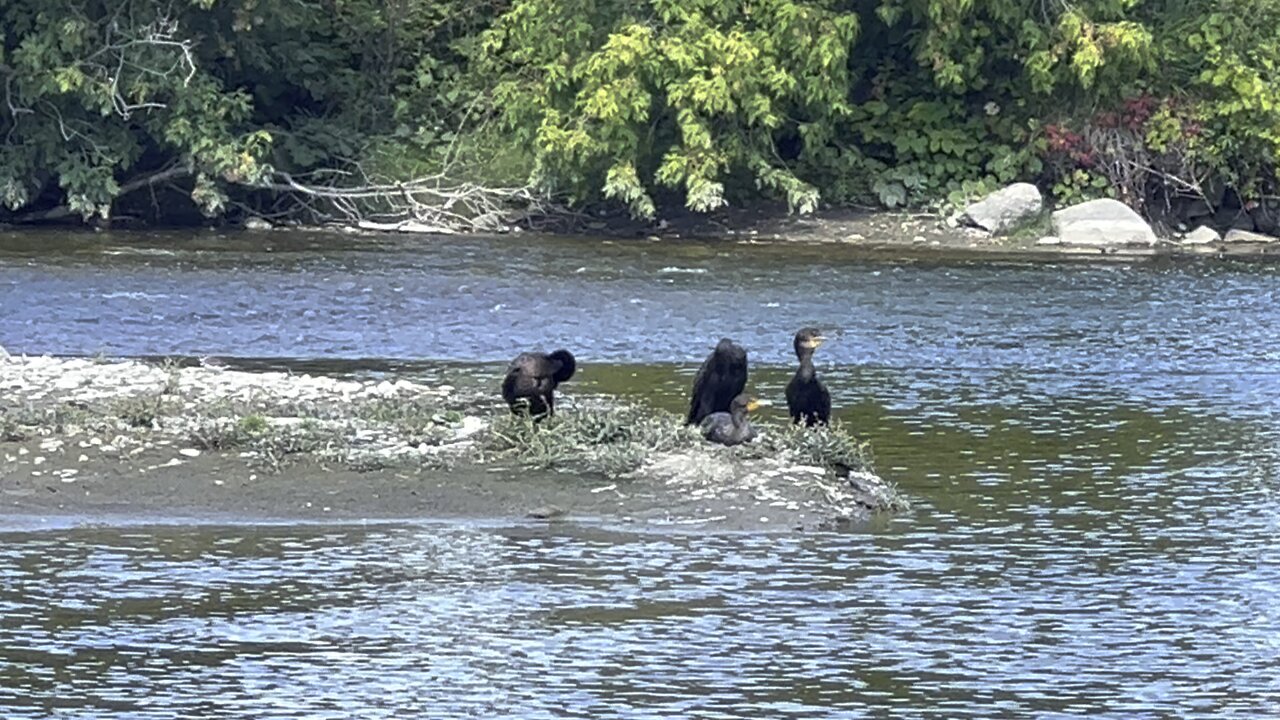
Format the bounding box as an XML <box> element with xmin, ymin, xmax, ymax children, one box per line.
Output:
<box><xmin>0</xmin><ymin>0</ymin><xmax>487</xmax><ymax>222</ymax></box>
<box><xmin>480</xmin><ymin>0</ymin><xmax>859</xmax><ymax>217</ymax></box>
<box><xmin>475</xmin><ymin>0</ymin><xmax>1161</xmax><ymax>215</ymax></box>
<box><xmin>110</xmin><ymin>393</ymin><xmax>171</xmax><ymax>429</ymax></box>
<box><xmin>480</xmin><ymin>402</ymin><xmax>882</xmax><ymax>484</ymax></box>
<box><xmin>7</xmin><ymin>0</ymin><xmax>1280</xmax><ymax>223</ymax></box>
<box><xmin>483</xmin><ymin>405</ymin><xmax>697</xmax><ymax>477</ymax></box>
<box><xmin>760</xmin><ymin>420</ymin><xmax>873</xmax><ymax>475</ymax></box>
<box><xmin>1</xmin><ymin>1</ymin><xmax>268</xmax><ymax>218</ymax></box>
<box><xmin>1177</xmin><ymin>2</ymin><xmax>1280</xmax><ymax>199</ymax></box>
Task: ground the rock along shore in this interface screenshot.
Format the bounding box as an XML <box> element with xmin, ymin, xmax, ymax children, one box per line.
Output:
<box><xmin>268</xmin><ymin>186</ymin><xmax>1280</xmax><ymax>264</ymax></box>
<box><xmin>0</xmin><ymin>354</ymin><xmax>907</xmax><ymax>531</ymax></box>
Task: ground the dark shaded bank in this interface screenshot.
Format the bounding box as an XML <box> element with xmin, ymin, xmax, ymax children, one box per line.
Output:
<box><xmin>0</xmin><ymin>355</ymin><xmax>906</xmax><ymax>531</ymax></box>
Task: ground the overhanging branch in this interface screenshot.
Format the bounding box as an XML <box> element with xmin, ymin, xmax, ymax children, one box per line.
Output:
<box><xmin>7</xmin><ymin>164</ymin><xmax>192</xmax><ymax>224</ymax></box>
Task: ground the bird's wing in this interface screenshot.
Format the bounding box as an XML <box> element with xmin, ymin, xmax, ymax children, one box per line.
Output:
<box><xmin>530</xmin><ymin>354</ymin><xmax>556</xmax><ymax>378</ymax></box>
<box><xmin>687</xmin><ymin>352</ymin><xmax>718</xmax><ymax>423</ymax></box>
<box><xmin>502</xmin><ymin>354</ymin><xmax>543</xmax><ymax>398</ymax></box>
<box><xmin>724</xmin><ymin>350</ymin><xmax>748</xmax><ymax>399</ymax></box>
<box><xmin>501</xmin><ymin>366</ymin><xmax>521</xmax><ymax>404</ymax></box>
<box><xmin>785</xmin><ymin>374</ymin><xmax>800</xmax><ymax>408</ymax></box>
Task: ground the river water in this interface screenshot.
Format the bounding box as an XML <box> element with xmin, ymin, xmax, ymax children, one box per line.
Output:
<box><xmin>1</xmin><ymin>230</ymin><xmax>1278</xmax><ymax>717</ymax></box>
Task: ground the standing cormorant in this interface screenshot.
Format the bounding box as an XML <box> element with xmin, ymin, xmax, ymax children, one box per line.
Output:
<box><xmin>501</xmin><ymin>349</ymin><xmax>576</xmax><ymax>419</ymax></box>
<box><xmin>700</xmin><ymin>393</ymin><xmax>761</xmax><ymax>446</ymax></box>
<box><xmin>685</xmin><ymin>338</ymin><xmax>748</xmax><ymax>426</ymax></box>
<box><xmin>785</xmin><ymin>328</ymin><xmax>830</xmax><ymax>426</ymax></box>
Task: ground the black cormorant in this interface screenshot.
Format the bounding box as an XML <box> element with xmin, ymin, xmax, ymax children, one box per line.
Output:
<box><xmin>686</xmin><ymin>338</ymin><xmax>748</xmax><ymax>426</ymax></box>
<box><xmin>700</xmin><ymin>393</ymin><xmax>761</xmax><ymax>446</ymax></box>
<box><xmin>785</xmin><ymin>328</ymin><xmax>830</xmax><ymax>426</ymax></box>
<box><xmin>501</xmin><ymin>349</ymin><xmax>576</xmax><ymax>418</ymax></box>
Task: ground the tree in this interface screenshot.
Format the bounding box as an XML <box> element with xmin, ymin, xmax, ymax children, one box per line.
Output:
<box><xmin>481</xmin><ymin>0</ymin><xmax>860</xmax><ymax>217</ymax></box>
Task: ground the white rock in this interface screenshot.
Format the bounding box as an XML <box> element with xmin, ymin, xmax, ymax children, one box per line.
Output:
<box><xmin>243</xmin><ymin>216</ymin><xmax>273</xmax><ymax>231</ymax></box>
<box><xmin>178</xmin><ymin>448</ymin><xmax>201</xmax><ymax>458</ymax></box>
<box><xmin>962</xmin><ymin>183</ymin><xmax>1043</xmax><ymax>235</ymax></box>
<box><xmin>141</xmin><ymin>458</ymin><xmax>185</xmax><ymax>471</ymax></box>
<box><xmin>455</xmin><ymin>416</ymin><xmax>487</xmax><ymax>440</ymax></box>
<box><xmin>790</xmin><ymin>465</ymin><xmax>826</xmax><ymax>475</ymax></box>
<box><xmin>1052</xmin><ymin>199</ymin><xmax>1158</xmax><ymax>246</ymax></box>
<box><xmin>53</xmin><ymin>375</ymin><xmax>86</xmax><ymax>390</ymax></box>
<box><xmin>1181</xmin><ymin>226</ymin><xmax>1222</xmax><ymax>245</ymax></box>
<box><xmin>1223</xmin><ymin>228</ymin><xmax>1279</xmax><ymax>244</ymax></box>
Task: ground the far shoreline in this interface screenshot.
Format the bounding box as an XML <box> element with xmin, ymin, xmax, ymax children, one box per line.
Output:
<box><xmin>350</xmin><ymin>200</ymin><xmax>1280</xmax><ymax>264</ymax></box>
<box><xmin>6</xmin><ymin>204</ymin><xmax>1280</xmax><ymax>265</ymax></box>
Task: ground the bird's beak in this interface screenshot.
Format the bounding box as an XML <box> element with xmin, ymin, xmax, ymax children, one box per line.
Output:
<box><xmin>747</xmin><ymin>398</ymin><xmax>769</xmax><ymax>411</ymax></box>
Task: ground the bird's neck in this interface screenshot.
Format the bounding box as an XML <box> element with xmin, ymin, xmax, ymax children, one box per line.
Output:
<box><xmin>796</xmin><ymin>351</ymin><xmax>816</xmax><ymax>379</ymax></box>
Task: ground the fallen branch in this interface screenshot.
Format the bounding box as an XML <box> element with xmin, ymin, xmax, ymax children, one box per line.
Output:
<box><xmin>119</xmin><ymin>165</ymin><xmax>191</xmax><ymax>195</ymax></box>
<box><xmin>250</xmin><ymin>169</ymin><xmax>559</xmax><ymax>233</ymax></box>
<box><xmin>8</xmin><ymin>165</ymin><xmax>191</xmax><ymax>224</ymax></box>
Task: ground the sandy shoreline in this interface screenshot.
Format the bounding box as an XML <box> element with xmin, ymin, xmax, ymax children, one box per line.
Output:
<box><xmin>1</xmin><ymin>354</ymin><xmax>907</xmax><ymax>531</ymax></box>
<box><xmin>0</xmin><ymin>449</ymin><xmax>870</xmax><ymax>533</ymax></box>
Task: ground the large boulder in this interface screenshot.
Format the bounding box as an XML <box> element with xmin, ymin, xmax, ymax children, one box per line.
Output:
<box><xmin>1052</xmin><ymin>199</ymin><xmax>1158</xmax><ymax>247</ymax></box>
<box><xmin>1223</xmin><ymin>228</ymin><xmax>1279</xmax><ymax>244</ymax></box>
<box><xmin>962</xmin><ymin>183</ymin><xmax>1043</xmax><ymax>234</ymax></box>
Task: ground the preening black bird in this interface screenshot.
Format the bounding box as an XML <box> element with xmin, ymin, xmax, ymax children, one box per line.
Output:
<box><xmin>700</xmin><ymin>393</ymin><xmax>761</xmax><ymax>446</ymax></box>
<box><xmin>685</xmin><ymin>338</ymin><xmax>748</xmax><ymax>426</ymax></box>
<box><xmin>501</xmin><ymin>349</ymin><xmax>576</xmax><ymax>419</ymax></box>
<box><xmin>785</xmin><ymin>328</ymin><xmax>830</xmax><ymax>426</ymax></box>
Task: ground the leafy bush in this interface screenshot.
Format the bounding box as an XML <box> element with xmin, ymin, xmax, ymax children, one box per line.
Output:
<box><xmin>0</xmin><ymin>0</ymin><xmax>487</xmax><ymax>223</ymax></box>
<box><xmin>8</xmin><ymin>0</ymin><xmax>1280</xmax><ymax>224</ymax></box>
